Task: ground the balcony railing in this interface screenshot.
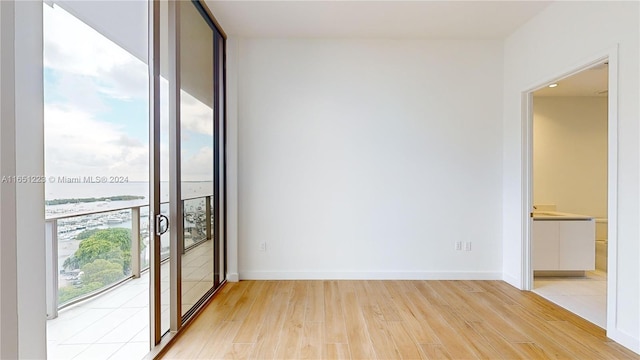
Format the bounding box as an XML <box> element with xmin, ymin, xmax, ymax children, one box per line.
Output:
<box><xmin>45</xmin><ymin>195</ymin><xmax>213</xmax><ymax>319</ymax></box>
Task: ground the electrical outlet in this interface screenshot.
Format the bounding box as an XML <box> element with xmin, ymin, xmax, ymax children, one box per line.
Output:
<box><xmin>259</xmin><ymin>242</ymin><xmax>266</xmax><ymax>252</ymax></box>
<box><xmin>464</xmin><ymin>241</ymin><xmax>472</xmax><ymax>251</ymax></box>
<box><xmin>455</xmin><ymin>241</ymin><xmax>462</xmax><ymax>251</ymax></box>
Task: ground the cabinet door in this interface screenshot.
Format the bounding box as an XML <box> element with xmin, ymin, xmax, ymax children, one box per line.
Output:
<box><xmin>532</xmin><ymin>221</ymin><xmax>560</xmax><ymax>270</ymax></box>
<box><xmin>559</xmin><ymin>220</ymin><xmax>595</xmax><ymax>270</ymax></box>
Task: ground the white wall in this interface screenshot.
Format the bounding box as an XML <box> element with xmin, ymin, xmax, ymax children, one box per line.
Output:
<box><xmin>234</xmin><ymin>39</ymin><xmax>504</xmax><ymax>280</ymax></box>
<box><xmin>0</xmin><ymin>1</ymin><xmax>46</xmax><ymax>359</ymax></box>
<box><xmin>0</xmin><ymin>1</ymin><xmax>19</xmax><ymax>358</ymax></box>
<box><xmin>15</xmin><ymin>2</ymin><xmax>46</xmax><ymax>358</ymax></box>
<box><xmin>502</xmin><ymin>1</ymin><xmax>639</xmax><ymax>352</ymax></box>
<box><xmin>533</xmin><ymin>96</ymin><xmax>608</xmax><ymax>217</ymax></box>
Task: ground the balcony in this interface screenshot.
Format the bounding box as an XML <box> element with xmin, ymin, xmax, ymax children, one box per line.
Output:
<box><xmin>45</xmin><ymin>196</ymin><xmax>214</xmax><ymax>360</ymax></box>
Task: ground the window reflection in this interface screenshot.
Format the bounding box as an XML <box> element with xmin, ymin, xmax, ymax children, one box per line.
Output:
<box><xmin>179</xmin><ymin>0</ymin><xmax>215</xmax><ymax>318</ymax></box>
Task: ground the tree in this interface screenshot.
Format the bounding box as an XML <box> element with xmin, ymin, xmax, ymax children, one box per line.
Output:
<box><xmin>63</xmin><ymin>228</ymin><xmax>131</xmax><ymax>273</ymax></box>
<box><xmin>62</xmin><ymin>256</ymin><xmax>79</xmax><ymax>271</ymax></box>
<box><xmin>91</xmin><ymin>228</ymin><xmax>131</xmax><ymax>252</ymax></box>
<box><xmin>58</xmin><ymin>227</ymin><xmax>133</xmax><ymax>304</ymax></box>
<box><xmin>81</xmin><ymin>259</ymin><xmax>124</xmax><ymax>286</ymax></box>
<box><xmin>76</xmin><ymin>228</ymin><xmax>100</xmax><ymax>241</ymax></box>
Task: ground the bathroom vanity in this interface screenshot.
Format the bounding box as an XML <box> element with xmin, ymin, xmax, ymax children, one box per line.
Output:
<box><xmin>532</xmin><ymin>211</ymin><xmax>595</xmax><ymax>272</ymax></box>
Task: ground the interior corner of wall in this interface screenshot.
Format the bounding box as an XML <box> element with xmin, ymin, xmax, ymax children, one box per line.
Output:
<box><xmin>502</xmin><ymin>272</ymin><xmax>522</xmax><ymax>289</ymax></box>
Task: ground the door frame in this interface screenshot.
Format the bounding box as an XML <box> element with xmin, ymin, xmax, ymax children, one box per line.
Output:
<box><xmin>520</xmin><ymin>46</ymin><xmax>619</xmax><ymax>333</ymax></box>
<box><xmin>148</xmin><ymin>0</ymin><xmax>228</xmax><ymax>353</ymax></box>
<box><xmin>149</xmin><ymin>0</ymin><xmax>184</xmax><ymax>345</ymax></box>
<box><xmin>148</xmin><ymin>0</ymin><xmax>162</xmax><ymax>346</ymax></box>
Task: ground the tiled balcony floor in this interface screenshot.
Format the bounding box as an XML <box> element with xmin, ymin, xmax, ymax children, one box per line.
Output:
<box><xmin>47</xmin><ymin>272</ymin><xmax>151</xmax><ymax>360</ymax></box>
<box><xmin>47</xmin><ymin>239</ymin><xmax>215</xmax><ymax>360</ymax></box>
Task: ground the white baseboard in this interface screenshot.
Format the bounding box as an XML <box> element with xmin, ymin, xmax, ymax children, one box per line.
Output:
<box><xmin>226</xmin><ymin>272</ymin><xmax>239</xmax><ymax>282</ymax></box>
<box><xmin>238</xmin><ymin>271</ymin><xmax>502</xmax><ymax>281</ymax></box>
<box><xmin>607</xmin><ymin>327</ymin><xmax>640</xmax><ymax>355</ymax></box>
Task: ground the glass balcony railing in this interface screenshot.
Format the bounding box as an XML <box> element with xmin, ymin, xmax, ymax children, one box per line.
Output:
<box><xmin>45</xmin><ymin>195</ymin><xmax>213</xmax><ymax>319</ymax></box>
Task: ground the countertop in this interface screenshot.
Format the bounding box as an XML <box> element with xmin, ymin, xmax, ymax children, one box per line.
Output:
<box><xmin>532</xmin><ymin>211</ymin><xmax>594</xmax><ymax>221</ymax></box>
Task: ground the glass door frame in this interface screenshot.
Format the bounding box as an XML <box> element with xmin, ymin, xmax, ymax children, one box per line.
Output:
<box><xmin>148</xmin><ymin>0</ymin><xmax>227</xmax><ymax>349</ymax></box>
<box><xmin>148</xmin><ymin>0</ymin><xmax>162</xmax><ymax>346</ymax></box>
<box><xmin>149</xmin><ymin>0</ymin><xmax>182</xmax><ymax>343</ymax></box>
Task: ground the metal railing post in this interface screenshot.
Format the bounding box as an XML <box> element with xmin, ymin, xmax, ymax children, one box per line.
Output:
<box><xmin>131</xmin><ymin>207</ymin><xmax>141</xmax><ymax>278</ymax></box>
<box><xmin>182</xmin><ymin>200</ymin><xmax>186</xmax><ymax>254</ymax></box>
<box><xmin>45</xmin><ymin>219</ymin><xmax>58</xmax><ymax>319</ymax></box>
<box><xmin>206</xmin><ymin>195</ymin><xmax>212</xmax><ymax>241</ymax></box>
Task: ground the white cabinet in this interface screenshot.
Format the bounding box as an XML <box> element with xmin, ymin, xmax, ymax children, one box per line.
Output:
<box><xmin>532</xmin><ymin>221</ymin><xmax>560</xmax><ymax>270</ymax></box>
<box><xmin>532</xmin><ymin>219</ymin><xmax>595</xmax><ymax>271</ymax></box>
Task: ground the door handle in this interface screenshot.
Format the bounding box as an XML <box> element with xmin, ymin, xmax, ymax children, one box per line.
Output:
<box><xmin>156</xmin><ymin>214</ymin><xmax>169</xmax><ymax>235</ymax></box>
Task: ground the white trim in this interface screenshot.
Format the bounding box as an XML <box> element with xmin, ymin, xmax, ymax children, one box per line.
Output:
<box><xmin>502</xmin><ymin>272</ymin><xmax>520</xmax><ymax>288</ymax></box>
<box><xmin>226</xmin><ymin>272</ymin><xmax>239</xmax><ymax>282</ymax></box>
<box><xmin>225</xmin><ymin>37</ymin><xmax>239</xmax><ymax>285</ymax></box>
<box><xmin>520</xmin><ymin>46</ymin><xmax>619</xmax><ymax>333</ymax></box>
<box><xmin>239</xmin><ymin>271</ymin><xmax>503</xmax><ymax>281</ymax></box>
<box><xmin>605</xmin><ymin>46</ymin><xmax>620</xmax><ymax>344</ymax></box>
<box><xmin>607</xmin><ymin>328</ymin><xmax>640</xmax><ymax>354</ymax></box>
<box><xmin>521</xmin><ymin>90</ymin><xmax>533</xmax><ymax>291</ymax></box>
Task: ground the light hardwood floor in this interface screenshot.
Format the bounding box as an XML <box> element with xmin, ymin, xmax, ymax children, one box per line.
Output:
<box><xmin>159</xmin><ymin>280</ymin><xmax>637</xmax><ymax>360</ymax></box>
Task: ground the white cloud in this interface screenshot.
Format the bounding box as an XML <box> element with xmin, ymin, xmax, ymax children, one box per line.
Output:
<box><xmin>43</xmin><ymin>3</ymin><xmax>215</xmax><ymax>184</ymax></box>
<box><xmin>99</xmin><ymin>61</ymin><xmax>148</xmax><ymax>101</ymax></box>
<box><xmin>158</xmin><ymin>80</ymin><xmax>213</xmax><ymax>137</ymax></box>
<box><xmin>180</xmin><ymin>90</ymin><xmax>214</xmax><ymax>136</ymax></box>
<box><xmin>45</xmin><ymin>105</ymin><xmax>148</xmax><ymax>180</ymax></box>
<box><xmin>47</xmin><ymin>71</ymin><xmax>108</xmax><ymax>113</ymax></box>
<box><xmin>44</xmin><ymin>3</ymin><xmax>150</xmax><ymax>181</ymax></box>
<box><xmin>44</xmin><ymin>4</ymin><xmax>147</xmax><ymax>101</ymax></box>
<box><xmin>181</xmin><ymin>146</ymin><xmax>214</xmax><ymax>182</ymax></box>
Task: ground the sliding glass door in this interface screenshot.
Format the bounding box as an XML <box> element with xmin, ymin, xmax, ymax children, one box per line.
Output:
<box><xmin>179</xmin><ymin>0</ymin><xmax>217</xmax><ymax>318</ymax></box>
<box><xmin>149</xmin><ymin>0</ymin><xmax>226</xmax><ymax>346</ymax></box>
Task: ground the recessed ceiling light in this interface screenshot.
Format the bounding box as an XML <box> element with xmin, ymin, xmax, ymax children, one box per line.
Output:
<box><xmin>548</xmin><ymin>83</ymin><xmax>558</xmax><ymax>88</ymax></box>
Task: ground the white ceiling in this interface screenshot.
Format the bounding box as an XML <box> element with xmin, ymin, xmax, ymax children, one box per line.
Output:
<box><xmin>50</xmin><ymin>0</ymin><xmax>148</xmax><ymax>63</ymax></box>
<box><xmin>534</xmin><ymin>62</ymin><xmax>609</xmax><ymax>97</ymax></box>
<box><xmin>205</xmin><ymin>1</ymin><xmax>553</xmax><ymax>39</ymax></box>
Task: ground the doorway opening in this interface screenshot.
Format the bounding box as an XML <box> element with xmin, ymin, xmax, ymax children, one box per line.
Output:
<box><xmin>523</xmin><ymin>50</ymin><xmax>618</xmax><ymax>332</ymax></box>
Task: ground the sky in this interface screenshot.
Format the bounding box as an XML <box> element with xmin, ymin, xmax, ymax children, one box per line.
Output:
<box><xmin>43</xmin><ymin>3</ymin><xmax>215</xmax><ymax>183</ymax></box>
